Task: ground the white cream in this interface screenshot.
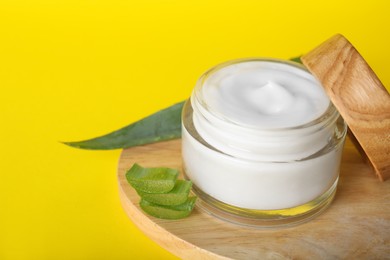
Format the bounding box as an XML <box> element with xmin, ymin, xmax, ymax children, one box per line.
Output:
<box><xmin>200</xmin><ymin>61</ymin><xmax>329</xmax><ymax>128</ymax></box>
<box><xmin>182</xmin><ymin>59</ymin><xmax>346</xmax><ymax>212</ymax></box>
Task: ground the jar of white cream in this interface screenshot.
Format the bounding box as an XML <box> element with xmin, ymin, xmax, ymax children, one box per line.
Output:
<box><xmin>182</xmin><ymin>58</ymin><xmax>347</xmax><ymax>227</ymax></box>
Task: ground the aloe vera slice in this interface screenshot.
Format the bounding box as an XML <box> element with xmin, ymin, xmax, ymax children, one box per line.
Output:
<box><xmin>137</xmin><ymin>180</ymin><xmax>192</xmax><ymax>206</ymax></box>
<box><xmin>140</xmin><ymin>196</ymin><xmax>197</xmax><ymax>219</ymax></box>
<box><xmin>125</xmin><ymin>163</ymin><xmax>178</xmax><ymax>193</ymax></box>
<box><xmin>63</xmin><ymin>101</ymin><xmax>185</xmax><ymax>150</ymax></box>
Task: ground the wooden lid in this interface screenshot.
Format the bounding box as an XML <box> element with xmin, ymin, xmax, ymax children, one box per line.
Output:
<box><xmin>301</xmin><ymin>34</ymin><xmax>390</xmax><ymax>181</ymax></box>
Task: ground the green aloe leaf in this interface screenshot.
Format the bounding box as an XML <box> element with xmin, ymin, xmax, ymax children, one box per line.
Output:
<box><xmin>139</xmin><ymin>196</ymin><xmax>197</xmax><ymax>219</ymax></box>
<box><xmin>63</xmin><ymin>57</ymin><xmax>301</xmax><ymax>150</ymax></box>
<box><xmin>137</xmin><ymin>180</ymin><xmax>192</xmax><ymax>206</ymax></box>
<box><xmin>125</xmin><ymin>163</ymin><xmax>178</xmax><ymax>193</ymax></box>
<box><xmin>63</xmin><ymin>101</ymin><xmax>185</xmax><ymax>150</ymax></box>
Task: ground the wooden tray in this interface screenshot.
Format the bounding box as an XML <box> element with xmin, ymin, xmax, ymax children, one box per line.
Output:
<box><xmin>117</xmin><ymin>137</ymin><xmax>390</xmax><ymax>259</ymax></box>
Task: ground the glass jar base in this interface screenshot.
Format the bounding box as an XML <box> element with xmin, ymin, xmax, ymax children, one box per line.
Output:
<box><xmin>187</xmin><ymin>175</ymin><xmax>338</xmax><ymax>229</ymax></box>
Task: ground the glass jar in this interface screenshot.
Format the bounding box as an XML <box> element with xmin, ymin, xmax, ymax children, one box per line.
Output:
<box><xmin>182</xmin><ymin>58</ymin><xmax>347</xmax><ymax>228</ymax></box>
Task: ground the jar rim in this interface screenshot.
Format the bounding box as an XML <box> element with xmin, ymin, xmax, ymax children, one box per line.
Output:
<box><xmin>183</xmin><ymin>99</ymin><xmax>347</xmax><ymax>163</ymax></box>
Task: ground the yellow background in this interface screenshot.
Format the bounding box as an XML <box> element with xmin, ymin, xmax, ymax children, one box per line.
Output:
<box><xmin>1</xmin><ymin>0</ymin><xmax>389</xmax><ymax>259</ymax></box>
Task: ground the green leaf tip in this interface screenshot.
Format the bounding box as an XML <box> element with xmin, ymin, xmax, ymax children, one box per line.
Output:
<box><xmin>290</xmin><ymin>56</ymin><xmax>302</xmax><ymax>64</ymax></box>
<box><xmin>63</xmin><ymin>101</ymin><xmax>185</xmax><ymax>150</ymax></box>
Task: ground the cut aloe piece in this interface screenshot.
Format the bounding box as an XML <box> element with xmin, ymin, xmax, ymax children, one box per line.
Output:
<box><xmin>140</xmin><ymin>196</ymin><xmax>197</xmax><ymax>219</ymax></box>
<box><xmin>126</xmin><ymin>163</ymin><xmax>178</xmax><ymax>193</ymax></box>
<box><xmin>138</xmin><ymin>180</ymin><xmax>192</xmax><ymax>206</ymax></box>
<box><xmin>63</xmin><ymin>101</ymin><xmax>185</xmax><ymax>150</ymax></box>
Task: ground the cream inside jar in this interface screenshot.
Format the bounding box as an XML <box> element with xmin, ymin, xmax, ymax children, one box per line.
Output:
<box><xmin>182</xmin><ymin>58</ymin><xmax>347</xmax><ymax>227</ymax></box>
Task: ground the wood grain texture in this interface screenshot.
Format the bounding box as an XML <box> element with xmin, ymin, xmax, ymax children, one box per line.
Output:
<box><xmin>117</xmin><ymin>138</ymin><xmax>390</xmax><ymax>260</ymax></box>
<box><xmin>301</xmin><ymin>34</ymin><xmax>390</xmax><ymax>181</ymax></box>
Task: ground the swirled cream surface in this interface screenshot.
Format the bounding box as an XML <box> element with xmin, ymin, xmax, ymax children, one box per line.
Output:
<box><xmin>197</xmin><ymin>61</ymin><xmax>330</xmax><ymax>128</ymax></box>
